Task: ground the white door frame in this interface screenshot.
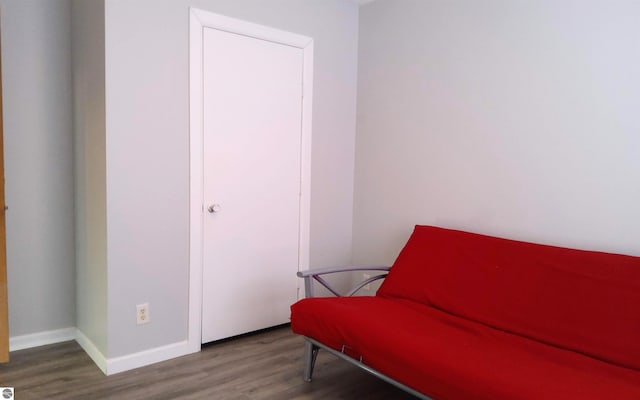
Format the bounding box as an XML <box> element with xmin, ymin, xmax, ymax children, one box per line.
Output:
<box><xmin>188</xmin><ymin>8</ymin><xmax>313</xmax><ymax>351</ymax></box>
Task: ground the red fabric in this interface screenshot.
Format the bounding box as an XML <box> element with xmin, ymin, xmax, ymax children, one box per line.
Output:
<box><xmin>377</xmin><ymin>225</ymin><xmax>640</xmax><ymax>371</ymax></box>
<box><xmin>291</xmin><ymin>296</ymin><xmax>640</xmax><ymax>400</ymax></box>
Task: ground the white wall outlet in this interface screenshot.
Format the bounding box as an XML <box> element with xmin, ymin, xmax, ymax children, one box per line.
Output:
<box><xmin>363</xmin><ymin>273</ymin><xmax>371</xmax><ymax>291</ymax></box>
<box><xmin>136</xmin><ymin>303</ymin><xmax>150</xmax><ymax>325</ymax></box>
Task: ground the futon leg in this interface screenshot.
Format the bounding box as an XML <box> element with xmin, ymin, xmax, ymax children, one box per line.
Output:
<box><xmin>303</xmin><ymin>340</ymin><xmax>319</xmax><ymax>382</ymax></box>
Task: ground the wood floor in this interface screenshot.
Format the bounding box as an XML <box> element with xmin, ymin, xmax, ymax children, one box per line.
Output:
<box><xmin>0</xmin><ymin>325</ymin><xmax>417</xmax><ymax>399</ymax></box>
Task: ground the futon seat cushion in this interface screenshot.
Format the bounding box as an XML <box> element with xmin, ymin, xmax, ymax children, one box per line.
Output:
<box><xmin>377</xmin><ymin>226</ymin><xmax>640</xmax><ymax>371</ymax></box>
<box><xmin>290</xmin><ymin>296</ymin><xmax>640</xmax><ymax>400</ymax></box>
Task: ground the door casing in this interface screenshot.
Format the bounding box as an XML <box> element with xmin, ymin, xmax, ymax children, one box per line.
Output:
<box><xmin>0</xmin><ymin>27</ymin><xmax>9</xmax><ymax>363</ymax></box>
<box><xmin>188</xmin><ymin>8</ymin><xmax>313</xmax><ymax>351</ymax></box>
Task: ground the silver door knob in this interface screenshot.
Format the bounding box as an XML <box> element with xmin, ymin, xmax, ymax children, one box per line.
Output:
<box><xmin>207</xmin><ymin>204</ymin><xmax>221</xmax><ymax>213</ymax></box>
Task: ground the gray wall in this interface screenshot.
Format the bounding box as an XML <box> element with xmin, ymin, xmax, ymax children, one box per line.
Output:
<box><xmin>353</xmin><ymin>0</ymin><xmax>640</xmax><ymax>266</ymax></box>
<box><xmin>0</xmin><ymin>0</ymin><xmax>75</xmax><ymax>337</ymax></box>
<box><xmin>71</xmin><ymin>0</ymin><xmax>108</xmax><ymax>355</ymax></box>
<box><xmin>4</xmin><ymin>0</ymin><xmax>639</xmax><ymax>372</ymax></box>
<box><xmin>104</xmin><ymin>0</ymin><xmax>359</xmax><ymax>358</ymax></box>
<box><xmin>0</xmin><ymin>0</ymin><xmax>358</xmax><ymax>364</ymax></box>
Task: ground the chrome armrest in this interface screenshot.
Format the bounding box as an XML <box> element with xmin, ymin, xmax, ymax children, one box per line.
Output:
<box><xmin>297</xmin><ymin>266</ymin><xmax>390</xmax><ymax>298</ymax></box>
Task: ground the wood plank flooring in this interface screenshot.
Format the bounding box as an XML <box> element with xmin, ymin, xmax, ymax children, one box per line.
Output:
<box><xmin>0</xmin><ymin>325</ymin><xmax>417</xmax><ymax>399</ymax></box>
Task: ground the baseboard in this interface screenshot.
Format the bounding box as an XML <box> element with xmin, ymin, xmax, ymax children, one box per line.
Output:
<box><xmin>10</xmin><ymin>327</ymin><xmax>199</xmax><ymax>376</ymax></box>
<box><xmin>9</xmin><ymin>327</ymin><xmax>76</xmax><ymax>352</ymax></box>
<box><xmin>106</xmin><ymin>340</ymin><xmax>196</xmax><ymax>375</ymax></box>
<box><xmin>75</xmin><ymin>329</ymin><xmax>108</xmax><ymax>374</ymax></box>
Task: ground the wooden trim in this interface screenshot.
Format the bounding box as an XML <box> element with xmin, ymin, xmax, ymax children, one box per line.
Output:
<box><xmin>0</xmin><ymin>27</ymin><xmax>9</xmax><ymax>363</ymax></box>
<box><xmin>189</xmin><ymin>9</ymin><xmax>313</xmax><ymax>48</ymax></box>
<box><xmin>188</xmin><ymin>8</ymin><xmax>313</xmax><ymax>351</ymax></box>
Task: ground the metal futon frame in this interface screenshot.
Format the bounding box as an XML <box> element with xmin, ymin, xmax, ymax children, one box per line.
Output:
<box><xmin>296</xmin><ymin>266</ymin><xmax>432</xmax><ymax>400</ymax></box>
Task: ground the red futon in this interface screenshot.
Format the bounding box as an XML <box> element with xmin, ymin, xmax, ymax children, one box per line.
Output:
<box><xmin>290</xmin><ymin>225</ymin><xmax>640</xmax><ymax>399</ymax></box>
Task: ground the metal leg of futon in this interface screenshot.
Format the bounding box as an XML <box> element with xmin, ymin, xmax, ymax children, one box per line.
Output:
<box><xmin>303</xmin><ymin>340</ymin><xmax>320</xmax><ymax>382</ymax></box>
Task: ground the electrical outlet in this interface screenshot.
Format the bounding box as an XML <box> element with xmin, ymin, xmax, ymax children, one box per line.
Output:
<box><xmin>136</xmin><ymin>303</ymin><xmax>150</xmax><ymax>325</ymax></box>
<box><xmin>363</xmin><ymin>273</ymin><xmax>371</xmax><ymax>291</ymax></box>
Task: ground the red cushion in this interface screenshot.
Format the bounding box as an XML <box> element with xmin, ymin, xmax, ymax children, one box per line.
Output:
<box><xmin>377</xmin><ymin>225</ymin><xmax>640</xmax><ymax>370</ymax></box>
<box><xmin>291</xmin><ymin>296</ymin><xmax>640</xmax><ymax>400</ymax></box>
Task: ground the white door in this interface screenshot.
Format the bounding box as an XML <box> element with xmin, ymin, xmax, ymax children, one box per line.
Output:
<box><xmin>201</xmin><ymin>27</ymin><xmax>303</xmax><ymax>343</ymax></box>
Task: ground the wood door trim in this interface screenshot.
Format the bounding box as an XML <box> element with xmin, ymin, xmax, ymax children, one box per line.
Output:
<box><xmin>0</xmin><ymin>27</ymin><xmax>9</xmax><ymax>363</ymax></box>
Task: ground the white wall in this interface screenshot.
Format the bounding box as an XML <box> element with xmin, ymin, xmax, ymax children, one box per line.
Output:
<box><xmin>104</xmin><ymin>0</ymin><xmax>358</xmax><ymax>358</ymax></box>
<box><xmin>354</xmin><ymin>0</ymin><xmax>640</xmax><ymax>266</ymax></box>
<box><xmin>0</xmin><ymin>0</ymin><xmax>76</xmax><ymax>338</ymax></box>
<box><xmin>71</xmin><ymin>0</ymin><xmax>108</xmax><ymax>356</ymax></box>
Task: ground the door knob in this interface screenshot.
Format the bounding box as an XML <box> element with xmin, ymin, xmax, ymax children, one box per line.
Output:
<box><xmin>207</xmin><ymin>204</ymin><xmax>221</xmax><ymax>213</ymax></box>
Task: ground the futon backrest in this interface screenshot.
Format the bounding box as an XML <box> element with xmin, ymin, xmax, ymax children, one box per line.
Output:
<box><xmin>377</xmin><ymin>225</ymin><xmax>640</xmax><ymax>370</ymax></box>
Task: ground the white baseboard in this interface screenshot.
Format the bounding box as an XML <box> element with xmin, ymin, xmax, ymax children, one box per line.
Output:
<box><xmin>9</xmin><ymin>327</ymin><xmax>76</xmax><ymax>351</ymax></box>
<box><xmin>75</xmin><ymin>328</ymin><xmax>108</xmax><ymax>374</ymax></box>
<box><xmin>106</xmin><ymin>340</ymin><xmax>196</xmax><ymax>375</ymax></box>
<box><xmin>10</xmin><ymin>327</ymin><xmax>199</xmax><ymax>376</ymax></box>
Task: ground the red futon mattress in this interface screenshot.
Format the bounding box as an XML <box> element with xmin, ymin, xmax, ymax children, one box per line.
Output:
<box><xmin>290</xmin><ymin>225</ymin><xmax>640</xmax><ymax>399</ymax></box>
